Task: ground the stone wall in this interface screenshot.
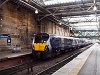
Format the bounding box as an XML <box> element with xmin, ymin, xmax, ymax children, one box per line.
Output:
<box><xmin>0</xmin><ymin>2</ymin><xmax>70</xmax><ymax>50</ymax></box>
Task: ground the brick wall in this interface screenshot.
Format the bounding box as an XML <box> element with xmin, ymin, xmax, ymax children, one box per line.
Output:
<box><xmin>40</xmin><ymin>20</ymin><xmax>70</xmax><ymax>36</ymax></box>
<box><xmin>0</xmin><ymin>2</ymin><xmax>70</xmax><ymax>50</ymax></box>
<box><xmin>0</xmin><ymin>2</ymin><xmax>37</xmax><ymax>49</ymax></box>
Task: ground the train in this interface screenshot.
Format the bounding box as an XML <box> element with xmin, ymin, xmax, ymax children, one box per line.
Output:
<box><xmin>32</xmin><ymin>33</ymin><xmax>92</xmax><ymax>59</ymax></box>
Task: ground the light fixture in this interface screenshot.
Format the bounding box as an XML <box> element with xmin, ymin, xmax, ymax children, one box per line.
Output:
<box><xmin>25</xmin><ymin>0</ymin><xmax>29</xmax><ymax>2</ymax></box>
<box><xmin>1</xmin><ymin>18</ymin><xmax>2</xmax><ymax>20</ymax></box>
<box><xmin>59</xmin><ymin>22</ymin><xmax>62</xmax><ymax>25</ymax></box>
<box><xmin>93</xmin><ymin>6</ymin><xmax>97</xmax><ymax>11</ymax></box>
<box><xmin>35</xmin><ymin>9</ymin><xmax>38</xmax><ymax>14</ymax></box>
<box><xmin>0</xmin><ymin>25</ymin><xmax>2</xmax><ymax>27</ymax></box>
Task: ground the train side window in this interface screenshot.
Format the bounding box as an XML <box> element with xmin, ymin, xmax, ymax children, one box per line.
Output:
<box><xmin>69</xmin><ymin>39</ymin><xmax>73</xmax><ymax>45</ymax></box>
<box><xmin>50</xmin><ymin>37</ymin><xmax>56</xmax><ymax>46</ymax></box>
<box><xmin>34</xmin><ymin>35</ymin><xmax>49</xmax><ymax>43</ymax></box>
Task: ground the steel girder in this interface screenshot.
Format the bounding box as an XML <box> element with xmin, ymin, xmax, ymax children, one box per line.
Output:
<box><xmin>11</xmin><ymin>0</ymin><xmax>64</xmax><ymax>22</ymax></box>
<box><xmin>46</xmin><ymin>10</ymin><xmax>100</xmax><ymax>16</ymax></box>
<box><xmin>45</xmin><ymin>0</ymin><xmax>100</xmax><ymax>9</ymax></box>
<box><xmin>5</xmin><ymin>0</ymin><xmax>100</xmax><ymax>38</ymax></box>
<box><xmin>0</xmin><ymin>0</ymin><xmax>10</xmax><ymax>7</ymax></box>
<box><xmin>43</xmin><ymin>1</ymin><xmax>100</xmax><ymax>16</ymax></box>
<box><xmin>71</xmin><ymin>30</ymin><xmax>100</xmax><ymax>38</ymax></box>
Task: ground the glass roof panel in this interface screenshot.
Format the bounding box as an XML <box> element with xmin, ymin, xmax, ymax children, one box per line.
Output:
<box><xmin>43</xmin><ymin>0</ymin><xmax>81</xmax><ymax>6</ymax></box>
<box><xmin>63</xmin><ymin>15</ymin><xmax>98</xmax><ymax>22</ymax></box>
<box><xmin>63</xmin><ymin>15</ymin><xmax>99</xmax><ymax>30</ymax></box>
<box><xmin>74</xmin><ymin>26</ymin><xmax>98</xmax><ymax>30</ymax></box>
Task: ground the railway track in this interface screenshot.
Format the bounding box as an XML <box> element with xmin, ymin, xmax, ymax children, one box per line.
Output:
<box><xmin>35</xmin><ymin>45</ymin><xmax>92</xmax><ymax>75</ymax></box>
<box><xmin>0</xmin><ymin>45</ymin><xmax>92</xmax><ymax>75</ymax></box>
<box><xmin>37</xmin><ymin>47</ymin><xmax>87</xmax><ymax>75</ymax></box>
<box><xmin>0</xmin><ymin>54</ymin><xmax>33</xmax><ymax>75</ymax></box>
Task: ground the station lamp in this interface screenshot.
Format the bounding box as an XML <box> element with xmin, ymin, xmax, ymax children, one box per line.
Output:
<box><xmin>0</xmin><ymin>25</ymin><xmax>2</xmax><ymax>27</ymax></box>
<box><xmin>93</xmin><ymin>6</ymin><xmax>97</xmax><ymax>11</ymax></box>
<box><xmin>35</xmin><ymin>9</ymin><xmax>38</xmax><ymax>14</ymax></box>
<box><xmin>25</xmin><ymin>0</ymin><xmax>29</xmax><ymax>2</ymax></box>
<box><xmin>93</xmin><ymin>0</ymin><xmax>97</xmax><ymax>11</ymax></box>
<box><xmin>59</xmin><ymin>22</ymin><xmax>62</xmax><ymax>25</ymax></box>
<box><xmin>0</xmin><ymin>18</ymin><xmax>2</xmax><ymax>20</ymax></box>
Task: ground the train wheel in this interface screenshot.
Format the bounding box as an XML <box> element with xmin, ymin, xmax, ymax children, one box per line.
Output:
<box><xmin>42</xmin><ymin>47</ymin><xmax>49</xmax><ymax>59</ymax></box>
<box><xmin>32</xmin><ymin>50</ymin><xmax>36</xmax><ymax>58</ymax></box>
<box><xmin>60</xmin><ymin>49</ymin><xmax>62</xmax><ymax>54</ymax></box>
<box><xmin>51</xmin><ymin>52</ymin><xmax>55</xmax><ymax>57</ymax></box>
<box><xmin>51</xmin><ymin>50</ymin><xmax>56</xmax><ymax>57</ymax></box>
<box><xmin>58</xmin><ymin>49</ymin><xmax>61</xmax><ymax>55</ymax></box>
<box><xmin>42</xmin><ymin>52</ymin><xmax>46</xmax><ymax>60</ymax></box>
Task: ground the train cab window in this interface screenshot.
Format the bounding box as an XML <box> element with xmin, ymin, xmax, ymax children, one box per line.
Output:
<box><xmin>34</xmin><ymin>34</ymin><xmax>49</xmax><ymax>43</ymax></box>
<box><xmin>34</xmin><ymin>36</ymin><xmax>42</xmax><ymax>43</ymax></box>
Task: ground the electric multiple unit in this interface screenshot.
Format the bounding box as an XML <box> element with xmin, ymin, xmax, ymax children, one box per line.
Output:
<box><xmin>32</xmin><ymin>33</ymin><xmax>92</xmax><ymax>59</ymax></box>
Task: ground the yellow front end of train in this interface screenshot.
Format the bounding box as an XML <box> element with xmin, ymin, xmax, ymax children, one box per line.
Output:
<box><xmin>33</xmin><ymin>43</ymin><xmax>47</xmax><ymax>51</ymax></box>
<box><xmin>32</xmin><ymin>33</ymin><xmax>49</xmax><ymax>52</ymax></box>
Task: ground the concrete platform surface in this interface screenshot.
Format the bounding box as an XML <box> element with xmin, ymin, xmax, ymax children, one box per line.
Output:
<box><xmin>0</xmin><ymin>49</ymin><xmax>31</xmax><ymax>60</ymax></box>
<box><xmin>52</xmin><ymin>43</ymin><xmax>98</xmax><ymax>75</ymax></box>
<box><xmin>78</xmin><ymin>43</ymin><xmax>100</xmax><ymax>75</ymax></box>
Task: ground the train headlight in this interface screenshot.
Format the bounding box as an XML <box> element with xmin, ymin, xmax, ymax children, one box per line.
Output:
<box><xmin>45</xmin><ymin>45</ymin><xmax>48</xmax><ymax>50</ymax></box>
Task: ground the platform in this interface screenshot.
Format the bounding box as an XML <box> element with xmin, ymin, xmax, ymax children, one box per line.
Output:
<box><xmin>52</xmin><ymin>43</ymin><xmax>99</xmax><ymax>75</ymax></box>
<box><xmin>0</xmin><ymin>49</ymin><xmax>31</xmax><ymax>61</ymax></box>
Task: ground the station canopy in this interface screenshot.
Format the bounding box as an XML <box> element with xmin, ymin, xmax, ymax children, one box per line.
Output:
<box><xmin>32</xmin><ymin>0</ymin><xmax>100</xmax><ymax>38</ymax></box>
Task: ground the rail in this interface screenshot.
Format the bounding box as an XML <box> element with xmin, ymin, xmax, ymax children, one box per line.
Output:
<box><xmin>0</xmin><ymin>44</ymin><xmax>93</xmax><ymax>75</ymax></box>
<box><xmin>0</xmin><ymin>60</ymin><xmax>33</xmax><ymax>75</ymax></box>
<box><xmin>36</xmin><ymin>45</ymin><xmax>92</xmax><ymax>75</ymax></box>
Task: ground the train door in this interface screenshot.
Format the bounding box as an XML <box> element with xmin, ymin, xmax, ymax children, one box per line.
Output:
<box><xmin>61</xmin><ymin>38</ymin><xmax>64</xmax><ymax>50</ymax></box>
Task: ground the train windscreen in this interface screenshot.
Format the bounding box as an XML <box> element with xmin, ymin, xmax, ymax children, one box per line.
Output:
<box><xmin>34</xmin><ymin>33</ymin><xmax>49</xmax><ymax>43</ymax></box>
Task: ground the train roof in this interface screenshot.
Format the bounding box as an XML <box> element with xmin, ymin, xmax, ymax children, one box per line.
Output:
<box><xmin>34</xmin><ymin>33</ymin><xmax>89</xmax><ymax>41</ymax></box>
<box><xmin>49</xmin><ymin>34</ymin><xmax>79</xmax><ymax>39</ymax></box>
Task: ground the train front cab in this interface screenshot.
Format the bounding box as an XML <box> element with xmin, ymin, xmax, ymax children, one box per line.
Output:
<box><xmin>32</xmin><ymin>33</ymin><xmax>49</xmax><ymax>59</ymax></box>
